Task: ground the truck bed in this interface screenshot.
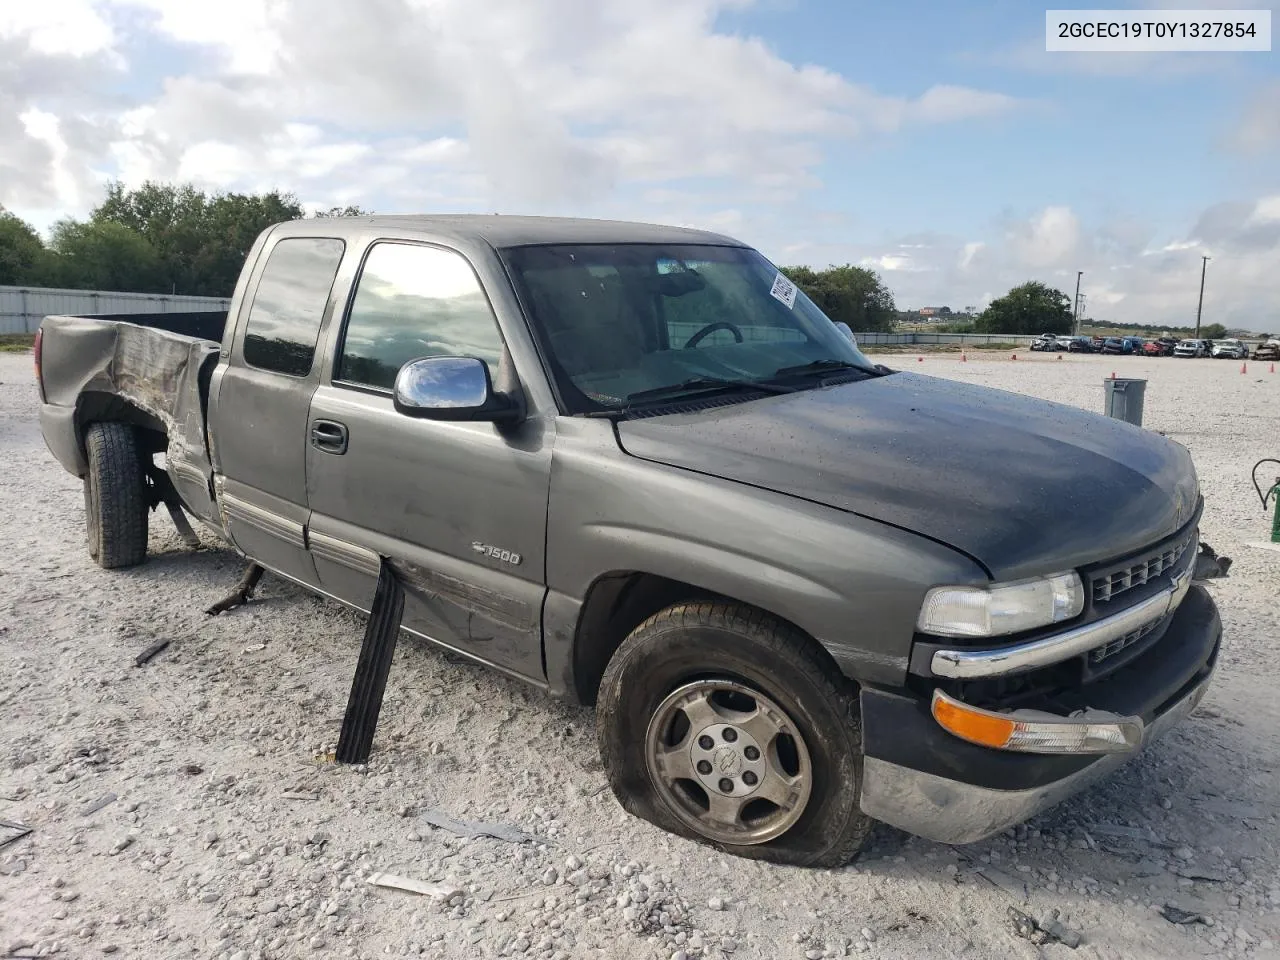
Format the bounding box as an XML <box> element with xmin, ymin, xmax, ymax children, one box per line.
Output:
<box><xmin>38</xmin><ymin>311</ymin><xmax>228</xmax><ymax>525</ymax></box>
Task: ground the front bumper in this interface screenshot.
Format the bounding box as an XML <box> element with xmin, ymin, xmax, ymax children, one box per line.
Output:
<box><xmin>858</xmin><ymin>585</ymin><xmax>1220</xmax><ymax>844</ymax></box>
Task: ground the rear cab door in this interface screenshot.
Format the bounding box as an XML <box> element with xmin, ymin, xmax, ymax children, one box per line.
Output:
<box><xmin>207</xmin><ymin>227</ymin><xmax>348</xmax><ymax>586</ymax></box>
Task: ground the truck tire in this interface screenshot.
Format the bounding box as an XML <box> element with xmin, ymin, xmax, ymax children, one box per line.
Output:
<box><xmin>597</xmin><ymin>602</ymin><xmax>873</xmax><ymax>867</ymax></box>
<box><xmin>83</xmin><ymin>422</ymin><xmax>149</xmax><ymax>569</ymax></box>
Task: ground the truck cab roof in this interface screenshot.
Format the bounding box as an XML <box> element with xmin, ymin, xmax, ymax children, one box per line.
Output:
<box><xmin>268</xmin><ymin>214</ymin><xmax>743</xmax><ymax>250</ymax></box>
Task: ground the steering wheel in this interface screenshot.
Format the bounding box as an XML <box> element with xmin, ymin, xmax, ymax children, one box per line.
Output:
<box><xmin>684</xmin><ymin>321</ymin><xmax>744</xmax><ymax>348</ymax></box>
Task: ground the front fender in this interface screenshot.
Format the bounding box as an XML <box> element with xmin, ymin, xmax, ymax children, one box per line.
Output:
<box><xmin>543</xmin><ymin>419</ymin><xmax>984</xmax><ymax>694</ymax></box>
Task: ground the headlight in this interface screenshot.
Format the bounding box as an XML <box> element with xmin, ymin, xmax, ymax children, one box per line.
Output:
<box><xmin>917</xmin><ymin>572</ymin><xmax>1084</xmax><ymax>638</ymax></box>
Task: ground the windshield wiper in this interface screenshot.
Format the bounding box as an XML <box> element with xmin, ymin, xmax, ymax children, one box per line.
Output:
<box><xmin>770</xmin><ymin>358</ymin><xmax>877</xmax><ymax>379</ymax></box>
<box><xmin>623</xmin><ymin>376</ymin><xmax>796</xmax><ymax>405</ymax></box>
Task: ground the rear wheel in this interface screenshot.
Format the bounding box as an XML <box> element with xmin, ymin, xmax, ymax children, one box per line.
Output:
<box><xmin>596</xmin><ymin>602</ymin><xmax>873</xmax><ymax>866</ymax></box>
<box><xmin>83</xmin><ymin>422</ymin><xmax>149</xmax><ymax>569</ymax></box>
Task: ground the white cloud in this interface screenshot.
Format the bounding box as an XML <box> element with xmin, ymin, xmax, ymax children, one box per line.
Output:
<box><xmin>1011</xmin><ymin>205</ymin><xmax>1081</xmax><ymax>268</ymax></box>
<box><xmin>1147</xmin><ymin>240</ymin><xmax>1200</xmax><ymax>255</ymax></box>
<box><xmin>1231</xmin><ymin>82</ymin><xmax>1280</xmax><ymax>153</ymax></box>
<box><xmin>4</xmin><ymin>0</ymin><xmax>1021</xmax><ymax>216</ymax></box>
<box><xmin>0</xmin><ymin>0</ymin><xmax>114</xmax><ymax>57</ymax></box>
<box><xmin>958</xmin><ymin>241</ymin><xmax>985</xmax><ymax>270</ymax></box>
<box><xmin>1251</xmin><ymin>195</ymin><xmax>1280</xmax><ymax>224</ymax></box>
<box><xmin>104</xmin><ymin>0</ymin><xmax>278</xmax><ymax>73</ymax></box>
<box><xmin>907</xmin><ymin>85</ymin><xmax>1019</xmax><ymax>124</ymax></box>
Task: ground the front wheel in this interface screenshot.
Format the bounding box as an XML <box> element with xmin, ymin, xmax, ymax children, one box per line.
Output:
<box><xmin>596</xmin><ymin>602</ymin><xmax>873</xmax><ymax>866</ymax></box>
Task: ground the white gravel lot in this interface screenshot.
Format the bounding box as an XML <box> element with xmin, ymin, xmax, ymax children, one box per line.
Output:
<box><xmin>1</xmin><ymin>349</ymin><xmax>1278</xmax><ymax>960</ymax></box>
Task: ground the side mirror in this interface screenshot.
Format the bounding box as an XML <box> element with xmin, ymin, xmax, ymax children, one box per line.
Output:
<box><xmin>393</xmin><ymin>356</ymin><xmax>522</xmax><ymax>424</ymax></box>
<box><xmin>834</xmin><ymin>321</ymin><xmax>857</xmax><ymax>345</ymax></box>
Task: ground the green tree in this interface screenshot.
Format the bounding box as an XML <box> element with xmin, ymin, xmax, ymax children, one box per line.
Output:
<box><xmin>313</xmin><ymin>205</ymin><xmax>370</xmax><ymax>218</ymax></box>
<box><xmin>975</xmin><ymin>281</ymin><xmax>1073</xmax><ymax>335</ymax></box>
<box><xmin>45</xmin><ymin>219</ymin><xmax>165</xmax><ymax>292</ymax></box>
<box><xmin>93</xmin><ymin>181</ymin><xmax>306</xmax><ymax>296</ymax></box>
<box><xmin>780</xmin><ymin>264</ymin><xmax>897</xmax><ymax>332</ymax></box>
<box><xmin>0</xmin><ymin>207</ymin><xmax>48</xmax><ymax>285</ymax></box>
<box><xmin>1200</xmin><ymin>323</ymin><xmax>1227</xmax><ymax>339</ymax></box>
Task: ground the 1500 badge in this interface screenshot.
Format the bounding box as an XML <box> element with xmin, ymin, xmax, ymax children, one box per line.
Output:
<box><xmin>471</xmin><ymin>541</ymin><xmax>522</xmax><ymax>566</ymax></box>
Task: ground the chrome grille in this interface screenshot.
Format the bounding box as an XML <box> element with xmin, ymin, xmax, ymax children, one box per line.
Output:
<box><xmin>1088</xmin><ymin>618</ymin><xmax>1161</xmax><ymax>664</ymax></box>
<box><xmin>1092</xmin><ymin>529</ymin><xmax>1196</xmax><ymax>603</ymax></box>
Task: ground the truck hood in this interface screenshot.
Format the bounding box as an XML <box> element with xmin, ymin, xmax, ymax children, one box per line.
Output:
<box><xmin>615</xmin><ymin>372</ymin><xmax>1199</xmax><ymax>580</ymax></box>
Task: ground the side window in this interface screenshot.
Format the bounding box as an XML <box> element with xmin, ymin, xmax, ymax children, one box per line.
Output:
<box><xmin>337</xmin><ymin>243</ymin><xmax>506</xmax><ymax>390</ymax></box>
<box><xmin>243</xmin><ymin>238</ymin><xmax>345</xmax><ymax>376</ymax></box>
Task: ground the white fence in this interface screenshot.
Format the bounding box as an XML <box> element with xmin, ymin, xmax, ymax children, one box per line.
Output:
<box><xmin>0</xmin><ymin>286</ymin><xmax>231</xmax><ymax>335</ymax></box>
<box><xmin>852</xmin><ymin>332</ymin><xmax>1023</xmax><ymax>346</ymax></box>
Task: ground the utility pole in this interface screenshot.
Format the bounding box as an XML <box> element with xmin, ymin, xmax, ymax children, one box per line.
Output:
<box><xmin>1194</xmin><ymin>256</ymin><xmax>1210</xmax><ymax>337</ymax></box>
<box><xmin>1072</xmin><ymin>271</ymin><xmax>1082</xmax><ymax>335</ymax></box>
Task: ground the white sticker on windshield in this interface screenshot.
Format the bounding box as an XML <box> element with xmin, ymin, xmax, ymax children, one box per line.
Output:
<box><xmin>770</xmin><ymin>271</ymin><xmax>798</xmax><ymax>309</ymax></box>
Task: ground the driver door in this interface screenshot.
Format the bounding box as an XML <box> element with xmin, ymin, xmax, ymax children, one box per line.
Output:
<box><xmin>305</xmin><ymin>240</ymin><xmax>552</xmax><ymax>682</ymax></box>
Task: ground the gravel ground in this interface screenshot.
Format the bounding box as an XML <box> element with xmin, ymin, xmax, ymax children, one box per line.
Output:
<box><xmin>2</xmin><ymin>350</ymin><xmax>1278</xmax><ymax>960</ymax></box>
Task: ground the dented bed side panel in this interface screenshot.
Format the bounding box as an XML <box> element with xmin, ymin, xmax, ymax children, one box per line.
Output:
<box><xmin>38</xmin><ymin>313</ymin><xmax>225</xmax><ymax>524</ymax></box>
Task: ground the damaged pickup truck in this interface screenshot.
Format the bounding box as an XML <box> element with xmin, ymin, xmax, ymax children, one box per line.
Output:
<box><xmin>36</xmin><ymin>215</ymin><xmax>1220</xmax><ymax>865</ymax></box>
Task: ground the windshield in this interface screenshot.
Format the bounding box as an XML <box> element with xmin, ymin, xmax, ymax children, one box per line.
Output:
<box><xmin>502</xmin><ymin>243</ymin><xmax>879</xmax><ymax>414</ymax></box>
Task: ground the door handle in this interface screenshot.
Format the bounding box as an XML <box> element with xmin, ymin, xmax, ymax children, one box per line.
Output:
<box><xmin>311</xmin><ymin>419</ymin><xmax>349</xmax><ymax>455</ymax></box>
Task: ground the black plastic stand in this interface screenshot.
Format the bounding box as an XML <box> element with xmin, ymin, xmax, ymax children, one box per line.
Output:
<box><xmin>336</xmin><ymin>559</ymin><xmax>405</xmax><ymax>764</ymax></box>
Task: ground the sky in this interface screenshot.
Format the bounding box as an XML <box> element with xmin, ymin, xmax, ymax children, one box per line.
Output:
<box><xmin>1</xmin><ymin>0</ymin><xmax>1277</xmax><ymax>328</ymax></box>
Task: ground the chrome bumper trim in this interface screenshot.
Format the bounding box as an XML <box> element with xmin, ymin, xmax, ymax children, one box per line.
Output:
<box><xmin>931</xmin><ymin>562</ymin><xmax>1194</xmax><ymax>679</ymax></box>
<box><xmin>859</xmin><ymin>673</ymin><xmax>1211</xmax><ymax>844</ymax></box>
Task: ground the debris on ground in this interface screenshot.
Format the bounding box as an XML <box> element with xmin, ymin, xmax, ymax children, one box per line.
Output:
<box><xmin>366</xmin><ymin>872</ymin><xmax>464</xmax><ymax>901</ymax></box>
<box><xmin>1087</xmin><ymin>822</ymin><xmax>1166</xmax><ymax>845</ymax></box>
<box><xmin>1161</xmin><ymin>905</ymin><xmax>1209</xmax><ymax>925</ymax></box>
<box><xmin>1177</xmin><ymin>867</ymin><xmax>1229</xmax><ymax>882</ymax></box>
<box><xmin>133</xmin><ymin>638</ymin><xmax>171</xmax><ymax>666</ymax></box>
<box><xmin>418</xmin><ymin>808</ymin><xmax>532</xmax><ymax>844</ymax></box>
<box><xmin>0</xmin><ymin>820</ymin><xmax>33</xmax><ymax>850</ymax></box>
<box><xmin>78</xmin><ymin>793</ymin><xmax>117</xmax><ymax>817</ymax></box>
<box><xmin>205</xmin><ymin>562</ymin><xmax>264</xmax><ymax>616</ymax></box>
<box><xmin>1006</xmin><ymin>907</ymin><xmax>1082</xmax><ymax>948</ymax></box>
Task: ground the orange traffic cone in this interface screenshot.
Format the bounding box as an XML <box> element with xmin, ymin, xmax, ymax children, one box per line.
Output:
<box><xmin>1111</xmin><ymin>371</ymin><xmax>1117</xmax><ymax>379</ymax></box>
<box><xmin>961</xmin><ymin>353</ymin><xmax>967</xmax><ymax>362</ymax></box>
<box><xmin>1241</xmin><ymin>361</ymin><xmax>1247</xmax><ymax>374</ymax></box>
<box><xmin>917</xmin><ymin>356</ymin><xmax>924</xmax><ymax>363</ymax></box>
<box><xmin>1011</xmin><ymin>353</ymin><xmax>1017</xmax><ymax>360</ymax></box>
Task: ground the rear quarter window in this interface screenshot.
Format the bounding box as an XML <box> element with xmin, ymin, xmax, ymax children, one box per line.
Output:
<box><xmin>242</xmin><ymin>237</ymin><xmax>346</xmax><ymax>377</ymax></box>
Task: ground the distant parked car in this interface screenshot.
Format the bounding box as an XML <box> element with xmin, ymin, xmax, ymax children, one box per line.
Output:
<box><xmin>1142</xmin><ymin>339</ymin><xmax>1171</xmax><ymax>357</ymax></box>
<box><xmin>1030</xmin><ymin>334</ymin><xmax>1060</xmax><ymax>352</ymax></box>
<box><xmin>1212</xmin><ymin>338</ymin><xmax>1247</xmax><ymax>359</ymax></box>
<box><xmin>1067</xmin><ymin>336</ymin><xmax>1094</xmax><ymax>353</ymax></box>
<box><xmin>1174</xmin><ymin>339</ymin><xmax>1208</xmax><ymax>358</ymax></box>
<box><xmin>1253</xmin><ymin>339</ymin><xmax>1280</xmax><ymax>361</ymax></box>
<box><xmin>1091</xmin><ymin>336</ymin><xmax>1106</xmax><ymax>350</ymax></box>
<box><xmin>1101</xmin><ymin>337</ymin><xmax>1142</xmax><ymax>355</ymax></box>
